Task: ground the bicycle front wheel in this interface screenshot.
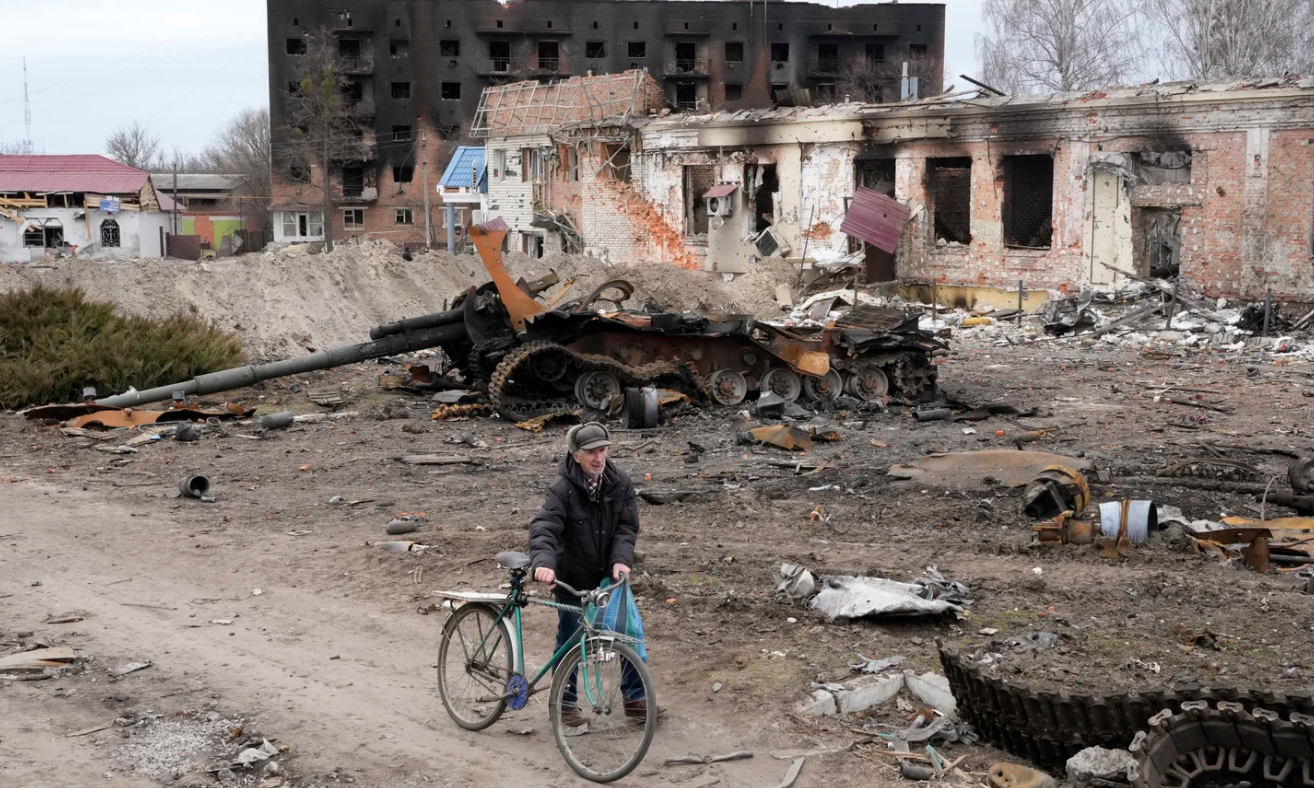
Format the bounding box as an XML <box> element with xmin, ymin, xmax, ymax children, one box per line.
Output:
<box><xmin>548</xmin><ymin>638</ymin><xmax>656</xmax><ymax>783</ymax></box>
<box><xmin>437</xmin><ymin>603</ymin><xmax>514</xmax><ymax>731</ymax></box>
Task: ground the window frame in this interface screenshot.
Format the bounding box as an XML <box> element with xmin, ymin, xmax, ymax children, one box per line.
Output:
<box><xmin>395</xmin><ymin>208</ymin><xmax>414</xmax><ymax>225</ymax></box>
<box><xmin>342</xmin><ymin>208</ymin><xmax>365</xmax><ymax>230</ymax></box>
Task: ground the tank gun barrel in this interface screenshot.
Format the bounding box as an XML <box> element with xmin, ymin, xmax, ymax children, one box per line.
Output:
<box><xmin>96</xmin><ymin>322</ymin><xmax>468</xmax><ymax>408</ymax></box>
<box><xmin>369</xmin><ymin>307</ymin><xmax>464</xmax><ymax>340</ymax></box>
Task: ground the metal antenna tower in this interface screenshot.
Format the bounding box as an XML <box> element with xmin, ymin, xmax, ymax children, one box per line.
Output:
<box><xmin>21</xmin><ymin>57</ymin><xmax>34</xmax><ymax>155</ymax></box>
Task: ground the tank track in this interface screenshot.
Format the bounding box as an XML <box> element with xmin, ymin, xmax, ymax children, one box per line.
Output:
<box><xmin>844</xmin><ymin>350</ymin><xmax>938</xmax><ymax>403</ymax></box>
<box><xmin>939</xmin><ymin>644</ymin><xmax>1314</xmax><ymax>770</ymax></box>
<box><xmin>1130</xmin><ymin>702</ymin><xmax>1314</xmax><ymax>787</ymax></box>
<box><xmin>486</xmin><ymin>340</ymin><xmax>702</xmax><ymax>422</ymax></box>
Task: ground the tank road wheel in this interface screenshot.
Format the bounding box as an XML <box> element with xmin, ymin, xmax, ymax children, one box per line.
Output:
<box><xmin>759</xmin><ymin>368</ymin><xmax>802</xmax><ymax>402</ymax></box>
<box><xmin>707</xmin><ymin>369</ymin><xmax>748</xmax><ymax>406</ymax></box>
<box><xmin>529</xmin><ymin>348</ymin><xmax>571</xmax><ymax>383</ymax></box>
<box><xmin>802</xmin><ymin>370</ymin><xmax>843</xmax><ymax>403</ymax></box>
<box><xmin>844</xmin><ymin>367</ymin><xmax>889</xmax><ymax>402</ymax></box>
<box><xmin>574</xmin><ymin>371</ymin><xmax>622</xmax><ymax>411</ymax></box>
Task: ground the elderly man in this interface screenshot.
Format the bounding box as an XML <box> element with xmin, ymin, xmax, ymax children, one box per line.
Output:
<box><xmin>529</xmin><ymin>421</ymin><xmax>645</xmax><ymax>726</ymax></box>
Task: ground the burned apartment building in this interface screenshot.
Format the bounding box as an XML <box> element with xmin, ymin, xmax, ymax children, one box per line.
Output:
<box><xmin>569</xmin><ymin>78</ymin><xmax>1314</xmax><ymax>302</ymax></box>
<box><xmin>265</xmin><ymin>0</ymin><xmax>945</xmax><ymax>247</ymax></box>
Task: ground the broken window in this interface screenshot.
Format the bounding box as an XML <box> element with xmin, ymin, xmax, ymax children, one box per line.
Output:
<box><xmin>99</xmin><ymin>219</ymin><xmax>120</xmax><ymax>248</ymax></box>
<box><xmin>1136</xmin><ymin>151</ymin><xmax>1192</xmax><ymax>185</ymax></box>
<box><xmin>929</xmin><ymin>157</ymin><xmax>972</xmax><ymax>245</ymax></box>
<box><xmin>816</xmin><ymin>83</ymin><xmax>837</xmax><ymax>103</ymax></box>
<box><xmin>440</xmin><ymin>40</ymin><xmax>460</xmax><ymax>57</ymax></box>
<box><xmin>561</xmin><ymin>146</ymin><xmax>579</xmax><ymax>181</ymax></box>
<box><xmin>342</xmin><ymin>166</ymin><xmax>364</xmax><ymax>198</ymax></box>
<box><xmin>343</xmin><ymin>208</ymin><xmax>364</xmax><ymax>229</ymax></box>
<box><xmin>392</xmin><ymin>124</ymin><xmax>412</xmax><ymax>142</ymax></box>
<box><xmin>725</xmin><ymin>83</ymin><xmax>743</xmax><ymax>101</ymax></box>
<box><xmin>752</xmin><ymin>163</ymin><xmax>780</xmax><ymax>233</ymax></box>
<box><xmin>910</xmin><ymin>44</ymin><xmax>928</xmax><ymax>57</ymax></box>
<box><xmin>283</xmin><ymin>211</ymin><xmax>324</xmax><ymax>238</ymax></box>
<box><xmin>338</xmin><ymin>38</ymin><xmax>361</xmax><ymax>59</ymax></box>
<box><xmin>817</xmin><ymin>43</ymin><xmax>839</xmax><ymax>73</ymax></box>
<box><xmin>522</xmin><ymin>148</ymin><xmax>545</xmax><ymax>183</ymax></box>
<box><xmin>538</xmin><ymin>41</ymin><xmax>559</xmax><ymax>71</ymax></box>
<box><xmin>441</xmin><ymin>82</ymin><xmax>461</xmax><ymax>99</ymax></box>
<box><xmin>395</xmin><ymin>208</ymin><xmax>414</xmax><ymax>225</ymax></box>
<box><xmin>866</xmin><ymin>43</ymin><xmax>885</xmax><ymax>62</ymax></box>
<box><xmin>683</xmin><ymin>164</ymin><xmax>716</xmax><ymax>236</ymax></box>
<box><xmin>725</xmin><ymin>42</ymin><xmax>743</xmax><ymax>62</ymax></box>
<box><xmin>523</xmin><ymin>234</ymin><xmax>544</xmax><ymax>258</ymax></box>
<box><xmin>391</xmin><ymin>40</ymin><xmax>409</xmax><ymax>57</ymax></box>
<box><xmin>489</xmin><ymin>41</ymin><xmax>511</xmax><ymax>71</ymax></box>
<box><xmin>586</xmin><ymin>41</ymin><xmax>606</xmax><ymax>59</ymax></box>
<box><xmin>46</xmin><ymin>193</ymin><xmax>74</xmax><ymax>208</ymax></box>
<box><xmin>1138</xmin><ymin>207</ymin><xmax>1181</xmax><ymax>278</ymax></box>
<box><xmin>674</xmin><ymin>82</ymin><xmax>697</xmax><ymax>110</ymax></box>
<box><xmin>771</xmin><ymin>43</ymin><xmax>790</xmax><ymax>62</ymax></box>
<box><xmin>391</xmin><ymin>81</ymin><xmax>411</xmax><ymax>99</ymax></box>
<box><xmin>393</xmin><ymin>165</ymin><xmax>414</xmax><ymax>183</ymax></box>
<box><xmin>287</xmin><ymin>38</ymin><xmax>307</xmax><ymax>55</ymax></box>
<box><xmin>1002</xmin><ymin>154</ymin><xmax>1054</xmax><ymax>248</ymax></box>
<box><xmin>23</xmin><ymin>227</ymin><xmax>44</xmax><ymax>247</ymax></box>
<box><xmin>628</xmin><ymin>41</ymin><xmax>646</xmax><ymax>59</ymax></box>
<box><xmin>342</xmin><ymin>81</ymin><xmax>363</xmax><ymax>104</ymax></box>
<box><xmin>602</xmin><ymin>144</ymin><xmax>631</xmax><ymax>182</ymax></box>
<box><xmin>288</xmin><ymin>81</ymin><xmax>303</xmax><ymax>96</ymax></box>
<box><xmin>491</xmin><ymin>148</ymin><xmax>506</xmax><ymax>180</ymax></box>
<box><xmin>675</xmin><ymin>42</ymin><xmax>697</xmax><ymax>72</ymax></box>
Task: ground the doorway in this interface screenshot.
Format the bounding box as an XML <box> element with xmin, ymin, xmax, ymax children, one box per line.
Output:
<box><xmin>1088</xmin><ymin>171</ymin><xmax>1131</xmax><ymax>285</ymax></box>
<box><xmin>853</xmin><ymin>158</ymin><xmax>897</xmax><ymax>282</ymax></box>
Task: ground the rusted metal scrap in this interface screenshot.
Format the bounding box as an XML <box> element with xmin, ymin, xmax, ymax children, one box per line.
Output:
<box><xmin>431</xmin><ymin>404</ymin><xmax>493</xmax><ymax>421</ymax></box>
<box><xmin>515</xmin><ymin>410</ymin><xmax>581</xmax><ymax>433</ymax></box>
<box><xmin>26</xmin><ymin>402</ymin><xmax>253</xmax><ymax>428</ymax></box>
<box><xmin>889</xmin><ymin>450</ymin><xmax>1095</xmax><ymax>488</ymax></box>
<box><xmin>739</xmin><ymin>425</ymin><xmax>842</xmax><ymax>453</ymax></box>
<box><xmin>1022</xmin><ymin>465</ymin><xmax>1090</xmax><ymax>521</ymax></box>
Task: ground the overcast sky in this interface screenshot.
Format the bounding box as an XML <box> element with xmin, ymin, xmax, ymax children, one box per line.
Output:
<box><xmin>0</xmin><ymin>0</ymin><xmax>985</xmax><ymax>158</ymax></box>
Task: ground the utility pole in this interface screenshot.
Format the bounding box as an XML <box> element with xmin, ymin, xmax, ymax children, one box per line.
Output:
<box><xmin>321</xmin><ymin>129</ymin><xmax>333</xmax><ymax>252</ymax></box>
<box><xmin>172</xmin><ymin>164</ymin><xmax>179</xmax><ymax>236</ymax></box>
<box><xmin>22</xmin><ymin>57</ymin><xmax>34</xmax><ymax>155</ymax></box>
<box><xmin>420</xmin><ymin>124</ymin><xmax>432</xmax><ymax>250</ymax></box>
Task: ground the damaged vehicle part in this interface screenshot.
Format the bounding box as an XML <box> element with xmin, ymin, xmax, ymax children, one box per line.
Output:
<box><xmin>1022</xmin><ymin>466</ymin><xmax>1090</xmax><ymax>521</ymax></box>
<box><xmin>797</xmin><ymin>566</ymin><xmax>968</xmax><ymax>620</ymax></box>
<box><xmin>889</xmin><ymin>450</ymin><xmax>1095</xmax><ymax>488</ymax></box>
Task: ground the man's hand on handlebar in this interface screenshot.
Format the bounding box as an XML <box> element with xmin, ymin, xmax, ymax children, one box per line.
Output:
<box><xmin>533</xmin><ymin>566</ymin><xmax>556</xmax><ymax>590</ymax></box>
<box><xmin>611</xmin><ymin>563</ymin><xmax>631</xmax><ymax>582</ymax></box>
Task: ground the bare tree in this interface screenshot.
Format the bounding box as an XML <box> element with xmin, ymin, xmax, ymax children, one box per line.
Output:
<box><xmin>0</xmin><ymin>141</ymin><xmax>29</xmax><ymax>155</ymax></box>
<box><xmin>277</xmin><ymin>28</ymin><xmax>369</xmax><ymax>252</ymax></box>
<box><xmin>203</xmin><ymin>108</ymin><xmax>272</xmax><ymax>231</ymax></box>
<box><xmin>1149</xmin><ymin>0</ymin><xmax>1314</xmax><ymax>79</ymax></box>
<box><xmin>837</xmin><ymin>52</ymin><xmax>944</xmax><ymax>103</ymax></box>
<box><xmin>977</xmin><ymin>0</ymin><xmax>1143</xmax><ymax>94</ymax></box>
<box><xmin>105</xmin><ymin>120</ymin><xmax>164</xmax><ymax>170</ymax></box>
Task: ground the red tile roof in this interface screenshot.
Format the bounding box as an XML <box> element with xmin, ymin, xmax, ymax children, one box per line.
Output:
<box><xmin>0</xmin><ymin>154</ymin><xmax>149</xmax><ymax>194</ymax></box>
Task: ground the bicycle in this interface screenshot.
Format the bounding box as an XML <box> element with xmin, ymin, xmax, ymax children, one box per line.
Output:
<box><xmin>435</xmin><ymin>550</ymin><xmax>656</xmax><ymax>783</ymax></box>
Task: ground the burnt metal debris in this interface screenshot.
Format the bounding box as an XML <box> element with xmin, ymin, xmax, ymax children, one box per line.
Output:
<box><xmin>94</xmin><ymin>221</ymin><xmax>944</xmax><ymax>422</ymax></box>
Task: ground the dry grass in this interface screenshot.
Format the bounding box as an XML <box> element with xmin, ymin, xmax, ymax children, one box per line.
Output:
<box><xmin>0</xmin><ymin>286</ymin><xmax>245</xmax><ymax>409</ymax></box>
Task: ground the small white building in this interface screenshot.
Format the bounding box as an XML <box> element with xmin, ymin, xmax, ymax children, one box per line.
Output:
<box><xmin>0</xmin><ymin>155</ymin><xmax>172</xmax><ymax>263</ymax></box>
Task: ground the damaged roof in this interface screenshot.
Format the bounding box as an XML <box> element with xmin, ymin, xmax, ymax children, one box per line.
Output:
<box><xmin>0</xmin><ymin>154</ymin><xmax>150</xmax><ymax>194</ymax></box>
<box><xmin>440</xmin><ymin>146</ymin><xmax>487</xmax><ymax>192</ymax></box>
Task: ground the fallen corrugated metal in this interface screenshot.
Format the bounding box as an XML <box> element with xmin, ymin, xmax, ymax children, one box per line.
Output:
<box><xmin>838</xmin><ymin>187</ymin><xmax>911</xmax><ymax>253</ymax></box>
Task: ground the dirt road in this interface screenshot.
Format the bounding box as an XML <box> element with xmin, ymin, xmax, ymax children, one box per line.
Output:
<box><xmin>0</xmin><ymin>482</ymin><xmax>807</xmax><ymax>788</ymax></box>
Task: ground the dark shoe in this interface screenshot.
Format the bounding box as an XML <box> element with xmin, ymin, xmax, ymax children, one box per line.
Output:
<box><xmin>623</xmin><ymin>699</ymin><xmax>648</xmax><ymax>719</ymax></box>
<box><xmin>560</xmin><ymin>706</ymin><xmax>588</xmax><ymax>728</ymax></box>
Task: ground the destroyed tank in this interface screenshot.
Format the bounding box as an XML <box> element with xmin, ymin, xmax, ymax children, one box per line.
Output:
<box><xmin>98</xmin><ymin>220</ymin><xmax>943</xmax><ymax>420</ymax></box>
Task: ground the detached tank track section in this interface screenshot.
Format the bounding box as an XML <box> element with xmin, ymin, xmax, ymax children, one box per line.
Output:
<box><xmin>843</xmin><ymin>350</ymin><xmax>938</xmax><ymax>403</ymax></box>
<box><xmin>487</xmin><ymin>340</ymin><xmax>703</xmax><ymax>422</ymax></box>
<box><xmin>939</xmin><ymin>645</ymin><xmax>1314</xmax><ymax>771</ymax></box>
<box><xmin>1130</xmin><ymin>702</ymin><xmax>1314</xmax><ymax>788</ymax></box>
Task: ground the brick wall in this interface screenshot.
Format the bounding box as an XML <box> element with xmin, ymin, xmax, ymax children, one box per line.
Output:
<box><xmin>479</xmin><ymin>70</ymin><xmax>666</xmax><ymax>136</ymax></box>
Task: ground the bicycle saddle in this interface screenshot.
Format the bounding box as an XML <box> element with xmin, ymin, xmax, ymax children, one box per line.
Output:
<box><xmin>496</xmin><ymin>551</ymin><xmax>531</xmax><ymax>571</ymax></box>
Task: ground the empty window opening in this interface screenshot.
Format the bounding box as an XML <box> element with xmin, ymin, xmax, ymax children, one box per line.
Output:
<box><xmin>343</xmin><ymin>208</ymin><xmax>364</xmax><ymax>229</ymax></box>
<box><xmin>538</xmin><ymin>41</ymin><xmax>559</xmax><ymax>70</ymax></box>
<box><xmin>592</xmin><ymin>21</ymin><xmax>600</xmax><ymax>29</ymax></box>
<box><xmin>629</xmin><ymin>41</ymin><xmax>646</xmax><ymax>58</ymax></box>
<box><xmin>395</xmin><ymin>208</ymin><xmax>414</xmax><ymax>225</ymax></box>
<box><xmin>523</xmin><ymin>233</ymin><xmax>544</xmax><ymax>258</ymax></box>
<box><xmin>683</xmin><ymin>165</ymin><xmax>716</xmax><ymax>236</ymax></box>
<box><xmin>489</xmin><ymin>40</ymin><xmax>511</xmax><ymax>71</ymax></box>
<box><xmin>338</xmin><ymin>38</ymin><xmax>361</xmax><ymax>58</ymax></box>
<box><xmin>287</xmin><ymin>38</ymin><xmax>307</xmax><ymax>55</ymax></box>
<box><xmin>725</xmin><ymin>83</ymin><xmax>743</xmax><ymax>101</ymax></box>
<box><xmin>917</xmin><ymin>24</ymin><xmax>923</xmax><ymax>31</ymax></box>
<box><xmin>521</xmin><ymin>148</ymin><xmax>545</xmax><ymax>183</ymax></box>
<box><xmin>634</xmin><ymin>21</ymin><xmax>639</xmax><ymax>29</ymax></box>
<box><xmin>753</xmin><ymin>164</ymin><xmax>780</xmax><ymax>233</ymax></box>
<box><xmin>586</xmin><ymin>41</ymin><xmax>606</xmax><ymax>58</ymax></box>
<box><xmin>491</xmin><ymin>149</ymin><xmax>506</xmax><ymax>180</ymax></box>
<box><xmin>827</xmin><ymin>23</ymin><xmax>833</xmax><ymax>31</ymax></box>
<box><xmin>725</xmin><ymin>41</ymin><xmax>743</xmax><ymax>62</ymax></box>
<box><xmin>46</xmin><ymin>193</ymin><xmax>75</xmax><ymax>208</ymax></box>
<box><xmin>446</xmin><ymin>19</ymin><xmax>452</xmax><ymax>28</ymax></box>
<box><xmin>391</xmin><ymin>81</ymin><xmax>411</xmax><ymax>99</ymax></box>
<box><xmin>675</xmin><ymin>41</ymin><xmax>697</xmax><ymax>72</ymax></box>
<box><xmin>288</xmin><ymin>80</ymin><xmax>303</xmax><ymax>95</ymax></box>
<box><xmin>910</xmin><ymin>43</ymin><xmax>928</xmax><ymax>57</ymax></box>
<box><xmin>771</xmin><ymin>43</ymin><xmax>789</xmax><ymax>61</ymax></box>
<box><xmin>293</xmin><ymin>17</ymin><xmax>299</xmax><ymax>25</ymax></box>
<box><xmin>866</xmin><ymin>43</ymin><xmax>885</xmax><ymax>61</ymax></box>
<box><xmin>816</xmin><ymin>83</ymin><xmax>837</xmax><ymax>103</ymax></box>
<box><xmin>674</xmin><ymin>82</ymin><xmax>697</xmax><ymax>110</ymax></box>
<box><xmin>778</xmin><ymin>23</ymin><xmax>784</xmax><ymax>30</ymax></box>
<box><xmin>496</xmin><ymin>20</ymin><xmax>503</xmax><ymax>28</ymax></box>
<box><xmin>818</xmin><ymin>43</ymin><xmax>839</xmax><ymax>72</ymax></box>
<box><xmin>561</xmin><ymin>146</ymin><xmax>579</xmax><ymax>181</ymax></box>
<box><xmin>393</xmin><ymin>165</ymin><xmax>414</xmax><ymax>183</ymax></box>
<box><xmin>1137</xmin><ymin>207</ymin><xmax>1182</xmax><ymax>278</ymax></box>
<box><xmin>395</xmin><ymin>19</ymin><xmax>401</xmax><ymax>27</ymax></box>
<box><xmin>1003</xmin><ymin>155</ymin><xmax>1054</xmax><ymax>248</ymax></box>
<box><xmin>392</xmin><ymin>124</ymin><xmax>412</xmax><ymax>141</ymax></box>
<box><xmin>342</xmin><ymin>81</ymin><xmax>363</xmax><ymax>104</ymax></box>
<box><xmin>342</xmin><ymin>166</ymin><xmax>364</xmax><ymax>198</ymax></box>
<box><xmin>770</xmin><ymin>83</ymin><xmax>788</xmax><ymax>98</ymax></box>
<box><xmin>547</xmin><ymin>21</ymin><xmax>553</xmax><ymax>28</ymax></box>
<box><xmin>684</xmin><ymin>22</ymin><xmax>690</xmax><ymax>30</ymax></box>
<box><xmin>441</xmin><ymin>82</ymin><xmax>462</xmax><ymax>99</ymax></box>
<box><xmin>391</xmin><ymin>40</ymin><xmax>409</xmax><ymax>57</ymax></box>
<box><xmin>929</xmin><ymin>157</ymin><xmax>972</xmax><ymax>245</ymax></box>
<box><xmin>100</xmin><ymin>219</ymin><xmax>120</xmax><ymax>248</ymax></box>
<box><xmin>733</xmin><ymin>22</ymin><xmax>738</xmax><ymax>30</ymax></box>
<box><xmin>602</xmin><ymin>144</ymin><xmax>631</xmax><ymax>182</ymax></box>
<box><xmin>440</xmin><ymin>40</ymin><xmax>460</xmax><ymax>56</ymax></box>
<box><xmin>1136</xmin><ymin>151</ymin><xmax>1192</xmax><ymax>185</ymax></box>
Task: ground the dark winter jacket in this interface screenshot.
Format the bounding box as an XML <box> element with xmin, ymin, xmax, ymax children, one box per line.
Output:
<box><xmin>528</xmin><ymin>456</ymin><xmax>639</xmax><ymax>592</ymax></box>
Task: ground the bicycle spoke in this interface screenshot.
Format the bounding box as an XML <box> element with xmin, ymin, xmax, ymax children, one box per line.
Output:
<box><xmin>438</xmin><ymin>606</ymin><xmax>513</xmax><ymax>731</ymax></box>
<box><xmin>553</xmin><ymin>641</ymin><xmax>653</xmax><ymax>781</ymax></box>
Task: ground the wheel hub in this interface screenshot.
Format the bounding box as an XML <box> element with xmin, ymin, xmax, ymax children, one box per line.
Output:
<box><xmin>506</xmin><ymin>674</ymin><xmax>529</xmax><ymax>710</ymax></box>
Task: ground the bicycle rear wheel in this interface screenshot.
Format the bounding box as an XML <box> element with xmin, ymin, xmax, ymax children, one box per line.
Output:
<box><xmin>549</xmin><ymin>639</ymin><xmax>656</xmax><ymax>783</ymax></box>
<box><xmin>437</xmin><ymin>603</ymin><xmax>514</xmax><ymax>731</ymax></box>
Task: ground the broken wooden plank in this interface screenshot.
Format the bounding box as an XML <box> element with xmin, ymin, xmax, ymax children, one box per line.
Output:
<box><xmin>394</xmin><ymin>454</ymin><xmax>483</xmax><ymax>466</ymax></box>
<box><xmin>67</xmin><ymin>723</ymin><xmax>113</xmax><ymax>737</ymax></box>
<box><xmin>0</xmin><ymin>646</ymin><xmax>77</xmax><ymax>672</ymax></box>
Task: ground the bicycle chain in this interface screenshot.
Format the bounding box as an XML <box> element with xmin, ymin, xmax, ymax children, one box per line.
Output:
<box><xmin>938</xmin><ymin>644</ymin><xmax>1314</xmax><ymax>770</ymax></box>
<box><xmin>486</xmin><ymin>340</ymin><xmax>702</xmax><ymax>422</ymax></box>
